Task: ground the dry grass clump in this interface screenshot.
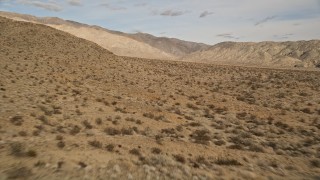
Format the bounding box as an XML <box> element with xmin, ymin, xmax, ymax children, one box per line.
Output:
<box><xmin>106</xmin><ymin>144</ymin><xmax>115</xmax><ymax>152</ymax></box>
<box><xmin>10</xmin><ymin>115</ymin><xmax>23</xmax><ymax>126</ymax></box>
<box><xmin>151</xmin><ymin>147</ymin><xmax>162</xmax><ymax>154</ymax></box>
<box><xmin>190</xmin><ymin>129</ymin><xmax>211</xmax><ymax>145</ymax></box>
<box><xmin>104</xmin><ymin>127</ymin><xmax>121</xmax><ymax>136</ymax></box>
<box><xmin>88</xmin><ymin>140</ymin><xmax>102</xmax><ymax>148</ymax></box>
<box><xmin>9</xmin><ymin>142</ymin><xmax>37</xmax><ymax>157</ymax></box>
<box><xmin>129</xmin><ymin>148</ymin><xmax>141</xmax><ymax>156</ymax></box>
<box><xmin>6</xmin><ymin>166</ymin><xmax>32</xmax><ymax>179</ymax></box>
<box><xmin>215</xmin><ymin>157</ymin><xmax>242</xmax><ymax>166</ymax></box>
<box><xmin>173</xmin><ymin>154</ymin><xmax>186</xmax><ymax>164</ymax></box>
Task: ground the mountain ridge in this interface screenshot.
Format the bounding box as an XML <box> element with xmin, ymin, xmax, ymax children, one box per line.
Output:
<box><xmin>1</xmin><ymin>11</ymin><xmax>319</xmax><ymax>68</ymax></box>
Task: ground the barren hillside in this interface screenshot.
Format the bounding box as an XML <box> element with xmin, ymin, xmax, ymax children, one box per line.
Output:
<box><xmin>1</xmin><ymin>16</ymin><xmax>320</xmax><ymax>179</ymax></box>
<box><xmin>110</xmin><ymin>31</ymin><xmax>210</xmax><ymax>57</ymax></box>
<box><xmin>182</xmin><ymin>41</ymin><xmax>320</xmax><ymax>68</ymax></box>
<box><xmin>0</xmin><ymin>11</ymin><xmax>175</xmax><ymax>60</ymax></box>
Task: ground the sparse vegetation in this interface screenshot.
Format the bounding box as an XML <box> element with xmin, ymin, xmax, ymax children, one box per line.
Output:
<box><xmin>0</xmin><ymin>15</ymin><xmax>319</xmax><ymax>180</ymax></box>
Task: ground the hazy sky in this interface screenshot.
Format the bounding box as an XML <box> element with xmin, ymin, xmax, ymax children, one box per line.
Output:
<box><xmin>1</xmin><ymin>0</ymin><xmax>320</xmax><ymax>44</ymax></box>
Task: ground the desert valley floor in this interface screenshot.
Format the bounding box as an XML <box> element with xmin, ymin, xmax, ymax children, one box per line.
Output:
<box><xmin>0</xmin><ymin>17</ymin><xmax>320</xmax><ymax>179</ymax></box>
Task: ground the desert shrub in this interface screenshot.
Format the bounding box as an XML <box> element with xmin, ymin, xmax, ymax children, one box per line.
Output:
<box><xmin>10</xmin><ymin>115</ymin><xmax>23</xmax><ymax>126</ymax></box>
<box><xmin>136</xmin><ymin>119</ymin><xmax>142</xmax><ymax>125</ymax></box>
<box><xmin>32</xmin><ymin>130</ymin><xmax>40</xmax><ymax>136</ymax></box>
<box><xmin>250</xmin><ymin>129</ymin><xmax>264</xmax><ymax>137</ymax></box>
<box><xmin>34</xmin><ymin>161</ymin><xmax>46</xmax><ymax>168</ymax></box>
<box><xmin>215</xmin><ymin>157</ymin><xmax>242</xmax><ymax>166</ymax></box>
<box><xmin>228</xmin><ymin>144</ymin><xmax>244</xmax><ymax>150</ymax></box>
<box><xmin>161</xmin><ymin>128</ymin><xmax>176</xmax><ymax>135</ymax></box>
<box><xmin>18</xmin><ymin>131</ymin><xmax>27</xmax><ymax>137</ymax></box>
<box><xmin>103</xmin><ymin>100</ymin><xmax>109</xmax><ymax>106</ymax></box>
<box><xmin>310</xmin><ymin>159</ymin><xmax>320</xmax><ymax>168</ymax></box>
<box><xmin>274</xmin><ymin>121</ymin><xmax>289</xmax><ymax>130</ymax></box>
<box><xmin>38</xmin><ymin>105</ymin><xmax>53</xmax><ymax>116</ymax></box>
<box><xmin>125</xmin><ymin>117</ymin><xmax>135</xmax><ymax>122</ymax></box>
<box><xmin>129</xmin><ymin>148</ymin><xmax>141</xmax><ymax>156</ymax></box>
<box><xmin>9</xmin><ymin>142</ymin><xmax>36</xmax><ymax>157</ymax></box>
<box><xmin>215</xmin><ymin>107</ymin><xmax>228</xmax><ymax>114</ymax></box>
<box><xmin>301</xmin><ymin>108</ymin><xmax>312</xmax><ymax>114</ymax></box>
<box><xmin>57</xmin><ymin>141</ymin><xmax>65</xmax><ymax>149</ymax></box>
<box><xmin>176</xmin><ymin>125</ymin><xmax>183</xmax><ymax>132</ymax></box>
<box><xmin>236</xmin><ymin>112</ymin><xmax>247</xmax><ymax>120</ymax></box>
<box><xmin>151</xmin><ymin>147</ymin><xmax>162</xmax><ymax>154</ymax></box>
<box><xmin>186</xmin><ymin>103</ymin><xmax>199</xmax><ymax>110</ymax></box>
<box><xmin>299</xmin><ymin>92</ymin><xmax>308</xmax><ymax>97</ymax></box>
<box><xmin>195</xmin><ymin>156</ymin><xmax>212</xmax><ymax>166</ymax></box>
<box><xmin>6</xmin><ymin>167</ymin><xmax>31</xmax><ymax>179</ymax></box>
<box><xmin>276</xmin><ymin>92</ymin><xmax>285</xmax><ymax>98</ymax></box>
<box><xmin>214</xmin><ymin>140</ymin><xmax>226</xmax><ymax>146</ymax></box>
<box><xmin>143</xmin><ymin>112</ymin><xmax>155</xmax><ymax>119</ymax></box>
<box><xmin>106</xmin><ymin>144</ymin><xmax>115</xmax><ymax>152</ymax></box>
<box><xmin>173</xmin><ymin>154</ymin><xmax>186</xmax><ymax>164</ymax></box>
<box><xmin>229</xmin><ymin>136</ymin><xmax>252</xmax><ymax>146</ymax></box>
<box><xmin>155</xmin><ymin>134</ymin><xmax>164</xmax><ymax>145</ymax></box>
<box><xmin>10</xmin><ymin>142</ymin><xmax>24</xmax><ymax>156</ymax></box>
<box><xmin>38</xmin><ymin>115</ymin><xmax>48</xmax><ymax>124</ymax></box>
<box><xmin>114</xmin><ymin>107</ymin><xmax>127</xmax><ymax>113</ymax></box>
<box><xmin>104</xmin><ymin>127</ymin><xmax>120</xmax><ymax>135</ymax></box>
<box><xmin>70</xmin><ymin>125</ymin><xmax>81</xmax><ymax>135</ymax></box>
<box><xmin>191</xmin><ymin>129</ymin><xmax>211</xmax><ymax>145</ymax></box>
<box><xmin>121</xmin><ymin>127</ymin><xmax>134</xmax><ymax>135</ymax></box>
<box><xmin>154</xmin><ymin>115</ymin><xmax>166</xmax><ymax>121</ymax></box>
<box><xmin>88</xmin><ymin>140</ymin><xmax>102</xmax><ymax>148</ymax></box>
<box><xmin>26</xmin><ymin>150</ymin><xmax>37</xmax><ymax>157</ymax></box>
<box><xmin>185</xmin><ymin>115</ymin><xmax>194</xmax><ymax>121</ymax></box>
<box><xmin>82</xmin><ymin>120</ymin><xmax>93</xmax><ymax>129</ymax></box>
<box><xmin>78</xmin><ymin>161</ymin><xmax>87</xmax><ymax>168</ymax></box>
<box><xmin>56</xmin><ymin>135</ymin><xmax>63</xmax><ymax>140</ymax></box>
<box><xmin>188</xmin><ymin>122</ymin><xmax>202</xmax><ymax>127</ymax></box>
<box><xmin>248</xmin><ymin>144</ymin><xmax>265</xmax><ymax>152</ymax></box>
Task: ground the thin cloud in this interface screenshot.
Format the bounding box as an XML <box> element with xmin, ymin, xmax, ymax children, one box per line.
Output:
<box><xmin>132</xmin><ymin>29</ymin><xmax>143</xmax><ymax>33</ymax></box>
<box><xmin>216</xmin><ymin>33</ymin><xmax>239</xmax><ymax>40</ymax></box>
<box><xmin>273</xmin><ymin>33</ymin><xmax>294</xmax><ymax>39</ymax></box>
<box><xmin>156</xmin><ymin>9</ymin><xmax>188</xmax><ymax>17</ymax></box>
<box><xmin>199</xmin><ymin>11</ymin><xmax>214</xmax><ymax>18</ymax></box>
<box><xmin>17</xmin><ymin>0</ymin><xmax>62</xmax><ymax>12</ymax></box>
<box><xmin>100</xmin><ymin>3</ymin><xmax>126</xmax><ymax>11</ymax></box>
<box><xmin>68</xmin><ymin>0</ymin><xmax>81</xmax><ymax>6</ymax></box>
<box><xmin>134</xmin><ymin>3</ymin><xmax>147</xmax><ymax>7</ymax></box>
<box><xmin>255</xmin><ymin>16</ymin><xmax>277</xmax><ymax>26</ymax></box>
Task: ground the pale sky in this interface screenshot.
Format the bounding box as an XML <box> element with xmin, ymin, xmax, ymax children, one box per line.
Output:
<box><xmin>1</xmin><ymin>0</ymin><xmax>320</xmax><ymax>44</ymax></box>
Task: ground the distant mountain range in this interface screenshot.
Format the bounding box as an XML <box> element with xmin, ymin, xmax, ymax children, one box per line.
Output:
<box><xmin>180</xmin><ymin>41</ymin><xmax>320</xmax><ymax>68</ymax></box>
<box><xmin>1</xmin><ymin>11</ymin><xmax>319</xmax><ymax>68</ymax></box>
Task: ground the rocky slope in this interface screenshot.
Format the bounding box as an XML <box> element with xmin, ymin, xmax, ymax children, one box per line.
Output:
<box><xmin>181</xmin><ymin>41</ymin><xmax>320</xmax><ymax>68</ymax></box>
